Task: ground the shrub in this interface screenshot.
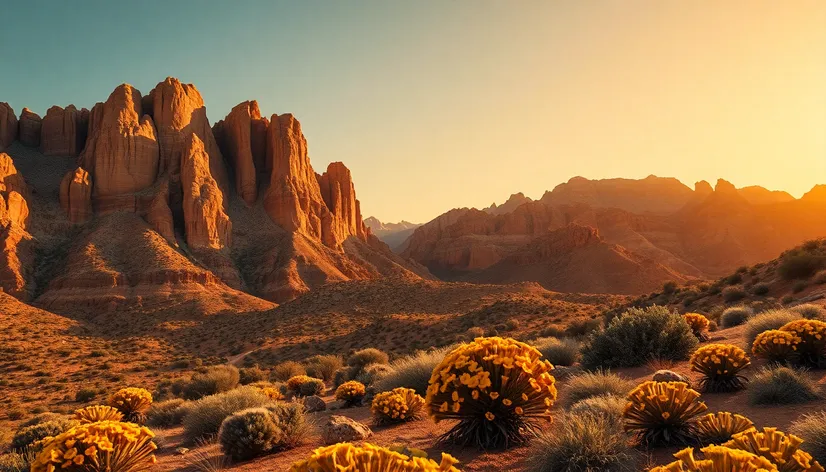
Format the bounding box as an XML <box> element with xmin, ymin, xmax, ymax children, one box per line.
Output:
<box><xmin>353</xmin><ymin>363</ymin><xmax>392</xmax><ymax>386</ymax></box>
<box><xmin>722</xmin><ymin>286</ymin><xmax>746</xmax><ymax>303</ymax></box>
<box><xmin>146</xmin><ymin>399</ymin><xmax>191</xmax><ymax>427</ymax></box>
<box><xmin>249</xmin><ymin>382</ymin><xmax>285</xmax><ymax>401</ymax></box>
<box><xmin>374</xmin><ymin>347</ymin><xmax>452</xmax><ymax>396</ymax></box>
<box><xmin>650</xmin><ymin>445</ymin><xmax>777</xmax><ymax>471</ymax></box>
<box><xmin>752</xmin><ymin>283</ymin><xmax>770</xmax><ymax>295</ymax></box>
<box><xmin>73</xmin><ymin>405</ymin><xmax>123</xmax><ymax>424</ymax></box>
<box><xmin>271</xmin><ymin>361</ymin><xmax>306</xmax><ymax>382</ymax></box>
<box><xmin>751</xmin><ymin>330</ymin><xmax>801</xmax><ymax>364</ymax></box>
<box><xmin>238</xmin><ymin>366</ymin><xmax>268</xmax><ymax>385</ymax></box>
<box><xmin>683</xmin><ymin>313</ymin><xmax>711</xmax><ymax>340</ymax></box>
<box><xmin>182</xmin><ymin>386</ymin><xmax>272</xmax><ymax>442</ymax></box>
<box><xmin>286</xmin><ymin>375</ymin><xmax>325</xmax><ymax>397</ymax></box>
<box><xmin>689</xmin><ymin>344</ymin><xmax>750</xmax><ymax>392</ymax></box>
<box><xmin>425</xmin><ymin>337</ymin><xmax>557</xmax><ymax>449</ymax></box>
<box><xmin>371</xmin><ymin>387</ymin><xmax>426</xmax><ymax>425</ymax></box>
<box><xmin>744</xmin><ymin>309</ymin><xmax>801</xmax><ymax>348</ymax></box>
<box><xmin>532</xmin><ymin>337</ymin><xmax>580</xmax><ymax>366</ymax></box>
<box><xmin>748</xmin><ymin>366</ymin><xmax>821</xmax><ymax>405</ymax></box>
<box><xmin>815</xmin><ymin>270</ymin><xmax>826</xmax><ymax>285</ymax></box>
<box><xmin>794</xmin><ymin>281</ymin><xmax>808</xmax><ymax>293</ymax></box>
<box><xmin>525</xmin><ymin>412</ymin><xmax>642</xmax><ymax>472</ymax></box>
<box><xmin>563</xmin><ymin>370</ymin><xmax>635</xmax><ymax>407</ymax></box>
<box><xmin>622</xmin><ymin>381</ymin><xmax>707</xmax><ymax>446</ymax></box>
<box><xmin>723</xmin><ymin>427</ymin><xmax>823</xmax><ymax>470</ymax></box>
<box><xmin>780</xmin><ymin>319</ymin><xmax>826</xmax><ymax>368</ymax></box>
<box><xmin>581</xmin><ymin>306</ymin><xmax>698</xmax><ymax>369</ymax></box>
<box><xmin>19</xmin><ymin>413</ymin><xmax>65</xmax><ymax>428</ymax></box>
<box><xmin>334</xmin><ymin>381</ymin><xmax>366</xmax><ymax>407</ymax></box>
<box><xmin>565</xmin><ymin>318</ymin><xmax>601</xmax><ymax>337</ymax></box>
<box><xmin>790</xmin><ymin>411</ymin><xmax>826</xmax><ymax>466</ymax></box>
<box><xmin>695</xmin><ymin>412</ymin><xmax>755</xmax><ymax>445</ymax></box>
<box><xmin>779</xmin><ymin>253</ymin><xmax>826</xmax><ymax>280</ymax></box>
<box><xmin>108</xmin><ymin>387</ymin><xmax>152</xmax><ymax>424</ymax></box>
<box><xmin>793</xmin><ymin>304</ymin><xmax>826</xmax><ymax>320</ymax></box>
<box><xmin>302</xmin><ymin>355</ymin><xmax>343</xmax><ymax>382</ymax></box>
<box><xmin>290</xmin><ymin>443</ymin><xmax>459</xmax><ymax>471</ymax></box>
<box><xmin>569</xmin><ymin>395</ymin><xmax>626</xmax><ymax>422</ymax></box>
<box><xmin>29</xmin><ymin>421</ymin><xmax>157</xmax><ymax>472</ymax></box>
<box><xmin>11</xmin><ymin>419</ymin><xmax>76</xmax><ymax>451</ymax></box>
<box><xmin>74</xmin><ymin>388</ymin><xmax>96</xmax><ymax>403</ymax></box>
<box><xmin>179</xmin><ymin>365</ymin><xmax>241</xmax><ymax>399</ymax></box>
<box><xmin>0</xmin><ymin>449</ymin><xmax>34</xmax><ymax>472</ymax></box>
<box><xmin>218</xmin><ymin>408</ymin><xmax>283</xmax><ymax>461</ymax></box>
<box><xmin>663</xmin><ymin>281</ymin><xmax>678</xmax><ymax>294</ymax></box>
<box><xmin>720</xmin><ymin>306</ymin><xmax>753</xmax><ymax>328</ymax></box>
<box><xmin>346</xmin><ymin>348</ymin><xmax>389</xmax><ymax>370</ymax></box>
<box><xmin>332</xmin><ymin>367</ymin><xmax>351</xmax><ymax>387</ymax></box>
<box><xmin>264</xmin><ymin>402</ymin><xmax>308</xmax><ymax>449</ymax></box>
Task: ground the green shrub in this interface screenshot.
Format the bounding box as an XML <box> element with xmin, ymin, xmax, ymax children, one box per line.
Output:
<box><xmin>792</xmin><ymin>304</ymin><xmax>826</xmax><ymax>320</ymax></box>
<box><xmin>565</xmin><ymin>319</ymin><xmax>602</xmax><ymax>337</ymax></box>
<box><xmin>176</xmin><ymin>365</ymin><xmax>241</xmax><ymax>400</ymax></box>
<box><xmin>218</xmin><ymin>407</ymin><xmax>283</xmax><ymax>461</ymax></box>
<box><xmin>353</xmin><ymin>363</ymin><xmax>392</xmax><ymax>387</ymax></box>
<box><xmin>720</xmin><ymin>306</ymin><xmax>753</xmax><ymax>328</ymax></box>
<box><xmin>779</xmin><ymin>253</ymin><xmax>826</xmax><ymax>280</ymax></box>
<box><xmin>11</xmin><ymin>419</ymin><xmax>76</xmax><ymax>451</ymax></box>
<box><xmin>239</xmin><ymin>366</ymin><xmax>268</xmax><ymax>385</ymax></box>
<box><xmin>333</xmin><ymin>367</ymin><xmax>351</xmax><ymax>387</ymax></box>
<box><xmin>790</xmin><ymin>411</ymin><xmax>826</xmax><ymax>466</ymax></box>
<box><xmin>569</xmin><ymin>395</ymin><xmax>626</xmax><ymax>422</ymax></box>
<box><xmin>725</xmin><ymin>273</ymin><xmax>743</xmax><ymax>285</ymax></box>
<box><xmin>532</xmin><ymin>337</ymin><xmax>580</xmax><ymax>366</ymax></box>
<box><xmin>182</xmin><ymin>386</ymin><xmax>272</xmax><ymax>443</ymax></box>
<box><xmin>581</xmin><ymin>306</ymin><xmax>698</xmax><ymax>369</ymax></box>
<box><xmin>147</xmin><ymin>398</ymin><xmax>191</xmax><ymax>427</ymax></box>
<box><xmin>74</xmin><ymin>388</ymin><xmax>96</xmax><ymax>403</ymax></box>
<box><xmin>752</xmin><ymin>283</ymin><xmax>770</xmax><ymax>295</ymax></box>
<box><xmin>302</xmin><ymin>355</ymin><xmax>343</xmax><ymax>382</ymax></box>
<box><xmin>744</xmin><ymin>309</ymin><xmax>801</xmax><ymax>347</ymax></box>
<box><xmin>271</xmin><ymin>361</ymin><xmax>306</xmax><ymax>382</ymax></box>
<box><xmin>748</xmin><ymin>366</ymin><xmax>821</xmax><ymax>405</ymax></box>
<box><xmin>525</xmin><ymin>412</ymin><xmax>642</xmax><ymax>472</ymax></box>
<box><xmin>265</xmin><ymin>402</ymin><xmax>308</xmax><ymax>449</ymax></box>
<box><xmin>663</xmin><ymin>281</ymin><xmax>678</xmax><ymax>294</ymax></box>
<box><xmin>374</xmin><ymin>347</ymin><xmax>452</xmax><ymax>396</ymax></box>
<box><xmin>563</xmin><ymin>371</ymin><xmax>635</xmax><ymax>407</ymax></box>
<box><xmin>347</xmin><ymin>348</ymin><xmax>389</xmax><ymax>370</ymax></box>
<box><xmin>722</xmin><ymin>286</ymin><xmax>746</xmax><ymax>302</ymax></box>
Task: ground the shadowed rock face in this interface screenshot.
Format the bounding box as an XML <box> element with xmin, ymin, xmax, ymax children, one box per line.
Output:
<box><xmin>181</xmin><ymin>134</ymin><xmax>231</xmax><ymax>249</ymax></box>
<box><xmin>0</xmin><ymin>153</ymin><xmax>32</xmax><ymax>299</ymax></box>
<box><xmin>59</xmin><ymin>167</ymin><xmax>92</xmax><ymax>224</ymax></box>
<box><xmin>41</xmin><ymin>105</ymin><xmax>88</xmax><ymax>157</ymax></box>
<box><xmin>214</xmin><ymin>100</ymin><xmax>267</xmax><ymax>206</ymax></box>
<box><xmin>0</xmin><ymin>103</ymin><xmax>18</xmax><ymax>150</ymax></box>
<box><xmin>18</xmin><ymin>108</ymin><xmax>41</xmax><ymax>147</ymax></box>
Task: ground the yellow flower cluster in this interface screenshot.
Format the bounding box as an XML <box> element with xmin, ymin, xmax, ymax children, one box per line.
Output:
<box><xmin>724</xmin><ymin>427</ymin><xmax>824</xmax><ymax>472</ymax></box>
<box><xmin>287</xmin><ymin>375</ymin><xmax>316</xmax><ymax>392</ymax></box>
<box><xmin>780</xmin><ymin>320</ymin><xmax>826</xmax><ymax>367</ymax></box>
<box><xmin>248</xmin><ymin>381</ymin><xmax>285</xmax><ymax>401</ymax></box>
<box><xmin>74</xmin><ymin>405</ymin><xmax>124</xmax><ymax>424</ymax></box>
<box><xmin>684</xmin><ymin>313</ymin><xmax>711</xmax><ymax>338</ymax></box>
<box><xmin>335</xmin><ymin>381</ymin><xmax>366</xmax><ymax>405</ymax></box>
<box><xmin>752</xmin><ymin>330</ymin><xmax>801</xmax><ymax>362</ymax></box>
<box><xmin>623</xmin><ymin>381</ymin><xmax>708</xmax><ymax>446</ymax></box>
<box><xmin>30</xmin><ymin>421</ymin><xmax>157</xmax><ymax>472</ymax></box>
<box><xmin>289</xmin><ymin>442</ymin><xmax>460</xmax><ymax>472</ymax></box>
<box><xmin>371</xmin><ymin>388</ymin><xmax>425</xmax><ymax>424</ymax></box>
<box><xmin>108</xmin><ymin>388</ymin><xmax>152</xmax><ymax>416</ymax></box>
<box><xmin>690</xmin><ymin>344</ymin><xmax>751</xmax><ymax>392</ymax></box>
<box><xmin>650</xmin><ymin>445</ymin><xmax>779</xmax><ymax>471</ymax></box>
<box><xmin>696</xmin><ymin>412</ymin><xmax>755</xmax><ymax>444</ymax></box>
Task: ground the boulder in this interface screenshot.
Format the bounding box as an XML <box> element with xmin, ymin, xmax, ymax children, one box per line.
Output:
<box><xmin>218</xmin><ymin>100</ymin><xmax>267</xmax><ymax>205</ymax></box>
<box><xmin>59</xmin><ymin>167</ymin><xmax>93</xmax><ymax>224</ymax></box>
<box><xmin>41</xmin><ymin>105</ymin><xmax>86</xmax><ymax>156</ymax></box>
<box><xmin>18</xmin><ymin>108</ymin><xmax>41</xmax><ymax>147</ymax></box>
<box><xmin>0</xmin><ymin>103</ymin><xmax>18</xmax><ymax>150</ymax></box>
<box><xmin>652</xmin><ymin>370</ymin><xmax>691</xmax><ymax>386</ymax></box>
<box><xmin>181</xmin><ymin>134</ymin><xmax>231</xmax><ymax>249</ymax></box>
<box><xmin>321</xmin><ymin>415</ymin><xmax>372</xmax><ymax>445</ymax></box>
<box><xmin>303</xmin><ymin>395</ymin><xmax>326</xmax><ymax>413</ymax></box>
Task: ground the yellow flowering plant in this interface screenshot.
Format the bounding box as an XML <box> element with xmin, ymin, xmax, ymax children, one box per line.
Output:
<box><xmin>684</xmin><ymin>313</ymin><xmax>712</xmax><ymax>341</ymax></box>
<box><xmin>690</xmin><ymin>344</ymin><xmax>751</xmax><ymax>392</ymax></box>
<box><xmin>425</xmin><ymin>337</ymin><xmax>557</xmax><ymax>449</ymax></box>
<box><xmin>650</xmin><ymin>445</ymin><xmax>778</xmax><ymax>471</ymax></box>
<box><xmin>780</xmin><ymin>320</ymin><xmax>826</xmax><ymax>368</ymax></box>
<box><xmin>108</xmin><ymin>388</ymin><xmax>152</xmax><ymax>424</ymax></box>
<box><xmin>74</xmin><ymin>405</ymin><xmax>124</xmax><ymax>424</ymax></box>
<box><xmin>335</xmin><ymin>381</ymin><xmax>366</xmax><ymax>407</ymax></box>
<box><xmin>696</xmin><ymin>412</ymin><xmax>755</xmax><ymax>445</ymax></box>
<box><xmin>623</xmin><ymin>381</ymin><xmax>708</xmax><ymax>446</ymax></box>
<box><xmin>371</xmin><ymin>388</ymin><xmax>425</xmax><ymax>425</ymax></box>
<box><xmin>30</xmin><ymin>420</ymin><xmax>157</xmax><ymax>472</ymax></box>
<box><xmin>724</xmin><ymin>427</ymin><xmax>824</xmax><ymax>472</ymax></box>
<box><xmin>752</xmin><ymin>330</ymin><xmax>801</xmax><ymax>364</ymax></box>
<box><xmin>289</xmin><ymin>442</ymin><xmax>460</xmax><ymax>472</ymax></box>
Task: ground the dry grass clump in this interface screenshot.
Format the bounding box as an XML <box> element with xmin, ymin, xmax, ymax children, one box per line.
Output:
<box><xmin>563</xmin><ymin>370</ymin><xmax>635</xmax><ymax>407</ymax></box>
<box><xmin>748</xmin><ymin>366</ymin><xmax>821</xmax><ymax>405</ymax></box>
<box><xmin>175</xmin><ymin>365</ymin><xmax>241</xmax><ymax>400</ymax></box>
<box><xmin>302</xmin><ymin>355</ymin><xmax>343</xmax><ymax>382</ymax></box>
<box><xmin>791</xmin><ymin>411</ymin><xmax>826</xmax><ymax>466</ymax></box>
<box><xmin>374</xmin><ymin>346</ymin><xmax>453</xmax><ymax>396</ymax></box>
<box><xmin>182</xmin><ymin>386</ymin><xmax>273</xmax><ymax>443</ymax></box>
<box><xmin>531</xmin><ymin>337</ymin><xmax>581</xmax><ymax>366</ymax></box>
<box><xmin>146</xmin><ymin>399</ymin><xmax>191</xmax><ymax>427</ymax></box>
<box><xmin>744</xmin><ymin>309</ymin><xmax>801</xmax><ymax>347</ymax></box>
<box><xmin>271</xmin><ymin>361</ymin><xmax>306</xmax><ymax>382</ymax></box>
<box><xmin>720</xmin><ymin>306</ymin><xmax>753</xmax><ymax>328</ymax></box>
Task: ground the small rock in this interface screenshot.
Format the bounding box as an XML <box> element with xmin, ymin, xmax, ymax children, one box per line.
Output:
<box><xmin>653</xmin><ymin>370</ymin><xmax>691</xmax><ymax>386</ymax></box>
<box><xmin>304</xmin><ymin>395</ymin><xmax>326</xmax><ymax>413</ymax></box>
<box><xmin>175</xmin><ymin>447</ymin><xmax>189</xmax><ymax>455</ymax></box>
<box><xmin>321</xmin><ymin>415</ymin><xmax>372</xmax><ymax>445</ymax></box>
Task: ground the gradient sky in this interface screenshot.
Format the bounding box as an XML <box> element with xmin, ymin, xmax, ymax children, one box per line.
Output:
<box><xmin>2</xmin><ymin>1</ymin><xmax>824</xmax><ymax>223</ymax></box>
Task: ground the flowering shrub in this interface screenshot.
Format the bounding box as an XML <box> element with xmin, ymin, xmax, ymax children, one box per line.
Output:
<box><xmin>286</xmin><ymin>375</ymin><xmax>325</xmax><ymax>397</ymax></box>
<box><xmin>780</xmin><ymin>320</ymin><xmax>826</xmax><ymax>368</ymax></box>
<box><xmin>289</xmin><ymin>442</ymin><xmax>460</xmax><ymax>472</ymax></box>
<box><xmin>371</xmin><ymin>387</ymin><xmax>425</xmax><ymax>425</ymax></box>
<box><xmin>249</xmin><ymin>382</ymin><xmax>285</xmax><ymax>401</ymax></box>
<box><xmin>695</xmin><ymin>412</ymin><xmax>755</xmax><ymax>445</ymax></box>
<box><xmin>30</xmin><ymin>421</ymin><xmax>157</xmax><ymax>472</ymax></box>
<box><xmin>650</xmin><ymin>445</ymin><xmax>778</xmax><ymax>471</ymax></box>
<box><xmin>623</xmin><ymin>381</ymin><xmax>708</xmax><ymax>446</ymax></box>
<box><xmin>752</xmin><ymin>330</ymin><xmax>801</xmax><ymax>364</ymax></box>
<box><xmin>425</xmin><ymin>337</ymin><xmax>557</xmax><ymax>449</ymax></box>
<box><xmin>335</xmin><ymin>381</ymin><xmax>366</xmax><ymax>407</ymax></box>
<box><xmin>724</xmin><ymin>427</ymin><xmax>824</xmax><ymax>471</ymax></box>
<box><xmin>74</xmin><ymin>405</ymin><xmax>124</xmax><ymax>424</ymax></box>
<box><xmin>690</xmin><ymin>344</ymin><xmax>751</xmax><ymax>392</ymax></box>
<box><xmin>108</xmin><ymin>388</ymin><xmax>152</xmax><ymax>424</ymax></box>
<box><xmin>684</xmin><ymin>313</ymin><xmax>711</xmax><ymax>340</ymax></box>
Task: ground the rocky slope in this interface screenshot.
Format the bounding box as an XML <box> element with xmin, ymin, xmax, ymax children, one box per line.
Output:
<box><xmin>0</xmin><ymin>79</ymin><xmax>428</xmax><ymax>312</ymax></box>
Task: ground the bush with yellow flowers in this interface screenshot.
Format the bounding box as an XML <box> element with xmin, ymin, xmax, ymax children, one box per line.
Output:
<box><xmin>690</xmin><ymin>344</ymin><xmax>751</xmax><ymax>392</ymax></box>
<box><xmin>74</xmin><ymin>405</ymin><xmax>124</xmax><ymax>424</ymax></box>
<box><xmin>780</xmin><ymin>319</ymin><xmax>826</xmax><ymax>368</ymax></box>
<box><xmin>249</xmin><ymin>381</ymin><xmax>285</xmax><ymax>401</ymax></box>
<box><xmin>30</xmin><ymin>420</ymin><xmax>157</xmax><ymax>472</ymax></box>
<box><xmin>425</xmin><ymin>337</ymin><xmax>557</xmax><ymax>449</ymax></box>
<box><xmin>335</xmin><ymin>381</ymin><xmax>366</xmax><ymax>407</ymax></box>
<box><xmin>371</xmin><ymin>388</ymin><xmax>425</xmax><ymax>425</ymax></box>
<box><xmin>289</xmin><ymin>442</ymin><xmax>460</xmax><ymax>472</ymax></box>
<box><xmin>108</xmin><ymin>387</ymin><xmax>153</xmax><ymax>424</ymax></box>
<box><xmin>752</xmin><ymin>330</ymin><xmax>801</xmax><ymax>364</ymax></box>
<box><xmin>286</xmin><ymin>375</ymin><xmax>325</xmax><ymax>397</ymax></box>
<box><xmin>695</xmin><ymin>412</ymin><xmax>755</xmax><ymax>445</ymax></box>
<box><xmin>724</xmin><ymin>427</ymin><xmax>824</xmax><ymax>472</ymax></box>
<box><xmin>650</xmin><ymin>445</ymin><xmax>779</xmax><ymax>471</ymax></box>
<box><xmin>623</xmin><ymin>381</ymin><xmax>708</xmax><ymax>446</ymax></box>
<box><xmin>684</xmin><ymin>313</ymin><xmax>712</xmax><ymax>341</ymax></box>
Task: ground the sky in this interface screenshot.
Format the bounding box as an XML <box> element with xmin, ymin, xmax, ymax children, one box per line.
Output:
<box><xmin>1</xmin><ymin>1</ymin><xmax>825</xmax><ymax>223</ymax></box>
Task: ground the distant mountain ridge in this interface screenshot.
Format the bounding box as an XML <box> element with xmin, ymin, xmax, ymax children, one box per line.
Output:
<box><xmin>364</xmin><ymin>216</ymin><xmax>422</xmax><ymax>250</ymax></box>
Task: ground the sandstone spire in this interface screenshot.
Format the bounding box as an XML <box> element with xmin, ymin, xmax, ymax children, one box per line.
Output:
<box><xmin>18</xmin><ymin>108</ymin><xmax>41</xmax><ymax>147</ymax></box>
<box><xmin>0</xmin><ymin>103</ymin><xmax>18</xmax><ymax>150</ymax></box>
<box><xmin>181</xmin><ymin>134</ymin><xmax>231</xmax><ymax>249</ymax></box>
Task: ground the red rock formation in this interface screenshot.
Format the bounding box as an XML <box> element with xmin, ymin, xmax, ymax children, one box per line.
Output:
<box><xmin>0</xmin><ymin>103</ymin><xmax>18</xmax><ymax>150</ymax></box>
<box><xmin>0</xmin><ymin>153</ymin><xmax>32</xmax><ymax>299</ymax></box>
<box><xmin>541</xmin><ymin>175</ymin><xmax>694</xmax><ymax>215</ymax></box>
<box><xmin>18</xmin><ymin>108</ymin><xmax>41</xmax><ymax>147</ymax></box>
<box><xmin>146</xmin><ymin>181</ymin><xmax>176</xmax><ymax>245</ymax></box>
<box><xmin>59</xmin><ymin>167</ymin><xmax>93</xmax><ymax>224</ymax></box>
<box><xmin>694</xmin><ymin>180</ymin><xmax>713</xmax><ymax>197</ymax></box>
<box><xmin>484</xmin><ymin>192</ymin><xmax>533</xmax><ymax>215</ymax></box>
<box><xmin>218</xmin><ymin>100</ymin><xmax>267</xmax><ymax>205</ymax></box>
<box><xmin>181</xmin><ymin>134</ymin><xmax>231</xmax><ymax>249</ymax></box>
<box><xmin>41</xmin><ymin>105</ymin><xmax>87</xmax><ymax>157</ymax></box>
<box><xmin>317</xmin><ymin>162</ymin><xmax>368</xmax><ymax>246</ymax></box>
<box><xmin>738</xmin><ymin>186</ymin><xmax>794</xmax><ymax>205</ymax></box>
<box><xmin>86</xmin><ymin>102</ymin><xmax>104</xmax><ymax>142</ymax></box>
